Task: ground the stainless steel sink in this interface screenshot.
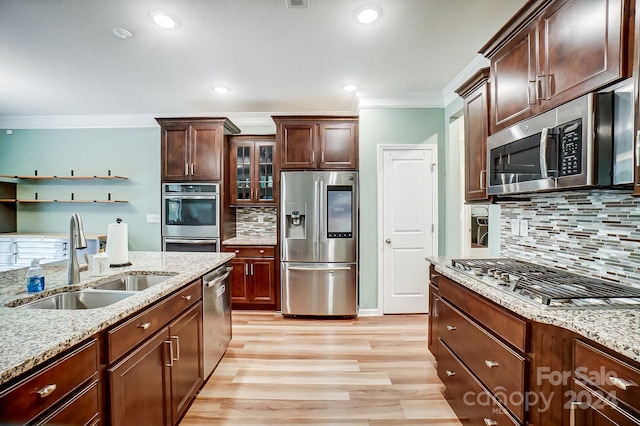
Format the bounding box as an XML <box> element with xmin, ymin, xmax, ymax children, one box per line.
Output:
<box><xmin>17</xmin><ymin>290</ymin><xmax>136</xmax><ymax>310</ymax></box>
<box><xmin>91</xmin><ymin>274</ymin><xmax>172</xmax><ymax>291</ymax></box>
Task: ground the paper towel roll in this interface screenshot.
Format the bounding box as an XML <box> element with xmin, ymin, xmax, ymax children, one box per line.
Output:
<box><xmin>106</xmin><ymin>219</ymin><xmax>130</xmax><ymax>266</ymax></box>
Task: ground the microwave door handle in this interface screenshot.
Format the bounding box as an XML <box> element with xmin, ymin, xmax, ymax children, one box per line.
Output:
<box><xmin>540</xmin><ymin>127</ymin><xmax>550</xmax><ymax>179</ymax></box>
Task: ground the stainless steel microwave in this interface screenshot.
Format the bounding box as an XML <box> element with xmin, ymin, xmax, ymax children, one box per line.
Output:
<box><xmin>486</xmin><ymin>81</ymin><xmax>634</xmax><ymax>196</ymax></box>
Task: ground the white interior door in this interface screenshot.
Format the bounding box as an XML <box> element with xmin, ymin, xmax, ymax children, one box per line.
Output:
<box><xmin>378</xmin><ymin>145</ymin><xmax>437</xmax><ymax>314</ymax></box>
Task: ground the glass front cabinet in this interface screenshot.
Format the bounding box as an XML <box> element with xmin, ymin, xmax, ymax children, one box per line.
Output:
<box><xmin>229</xmin><ymin>136</ymin><xmax>277</xmax><ymax>206</ymax></box>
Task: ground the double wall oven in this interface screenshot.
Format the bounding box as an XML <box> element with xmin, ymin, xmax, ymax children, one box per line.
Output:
<box><xmin>162</xmin><ymin>182</ymin><xmax>220</xmax><ymax>252</ymax></box>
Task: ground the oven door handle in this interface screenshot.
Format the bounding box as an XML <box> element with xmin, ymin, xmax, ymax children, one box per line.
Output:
<box><xmin>540</xmin><ymin>127</ymin><xmax>550</xmax><ymax>179</ymax></box>
<box><xmin>164</xmin><ymin>239</ymin><xmax>218</xmax><ymax>244</ymax></box>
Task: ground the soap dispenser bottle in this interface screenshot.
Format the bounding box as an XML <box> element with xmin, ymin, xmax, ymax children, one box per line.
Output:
<box><xmin>26</xmin><ymin>258</ymin><xmax>45</xmax><ymax>293</ymax></box>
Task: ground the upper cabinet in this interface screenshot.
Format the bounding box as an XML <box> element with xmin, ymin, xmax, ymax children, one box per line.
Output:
<box><xmin>273</xmin><ymin>116</ymin><xmax>359</xmax><ymax>170</ymax></box>
<box><xmin>156</xmin><ymin>118</ymin><xmax>240</xmax><ymax>182</ymax></box>
<box><xmin>229</xmin><ymin>135</ymin><xmax>277</xmax><ymax>206</ymax></box>
<box><xmin>482</xmin><ymin>0</ymin><xmax>631</xmax><ymax>134</ymax></box>
<box><xmin>456</xmin><ymin>68</ymin><xmax>492</xmax><ymax>203</ymax></box>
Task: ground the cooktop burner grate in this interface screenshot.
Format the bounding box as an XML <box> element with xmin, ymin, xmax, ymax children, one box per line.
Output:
<box><xmin>451</xmin><ymin>258</ymin><xmax>640</xmax><ymax>305</ymax></box>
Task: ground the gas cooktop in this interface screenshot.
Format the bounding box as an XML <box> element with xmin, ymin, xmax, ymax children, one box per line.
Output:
<box><xmin>450</xmin><ymin>258</ymin><xmax>640</xmax><ymax>309</ymax></box>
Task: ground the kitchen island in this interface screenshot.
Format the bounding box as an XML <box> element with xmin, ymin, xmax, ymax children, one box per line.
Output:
<box><xmin>0</xmin><ymin>250</ymin><xmax>234</xmax><ymax>425</ymax></box>
<box><xmin>427</xmin><ymin>256</ymin><xmax>640</xmax><ymax>426</ymax></box>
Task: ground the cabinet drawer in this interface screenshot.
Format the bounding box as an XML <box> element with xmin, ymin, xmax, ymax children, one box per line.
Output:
<box><xmin>439</xmin><ymin>299</ymin><xmax>526</xmax><ymax>422</ymax></box>
<box><xmin>36</xmin><ymin>379</ymin><xmax>100</xmax><ymax>425</ymax></box>
<box><xmin>0</xmin><ymin>339</ymin><xmax>98</xmax><ymax>424</ymax></box>
<box><xmin>438</xmin><ymin>340</ymin><xmax>519</xmax><ymax>426</ymax></box>
<box><xmin>439</xmin><ymin>275</ymin><xmax>528</xmax><ymax>351</ymax></box>
<box><xmin>574</xmin><ymin>340</ymin><xmax>640</xmax><ymax>413</ymax></box>
<box><xmin>107</xmin><ymin>280</ymin><xmax>201</xmax><ymax>363</ymax></box>
<box><xmin>223</xmin><ymin>245</ymin><xmax>275</xmax><ymax>258</ymax></box>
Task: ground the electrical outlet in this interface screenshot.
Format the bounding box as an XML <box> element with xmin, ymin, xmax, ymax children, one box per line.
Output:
<box><xmin>511</xmin><ymin>219</ymin><xmax>520</xmax><ymax>236</ymax></box>
<box><xmin>519</xmin><ymin>219</ymin><xmax>529</xmax><ymax>237</ymax></box>
<box><xmin>146</xmin><ymin>214</ymin><xmax>161</xmax><ymax>223</ymax></box>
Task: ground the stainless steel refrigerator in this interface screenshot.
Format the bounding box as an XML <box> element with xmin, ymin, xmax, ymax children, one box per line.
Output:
<box><xmin>281</xmin><ymin>171</ymin><xmax>358</xmax><ymax>316</ymax></box>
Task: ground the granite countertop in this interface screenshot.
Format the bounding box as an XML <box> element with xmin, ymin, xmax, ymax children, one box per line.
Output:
<box><xmin>427</xmin><ymin>257</ymin><xmax>640</xmax><ymax>363</ymax></box>
<box><xmin>0</xmin><ymin>251</ymin><xmax>234</xmax><ymax>386</ymax></box>
<box><xmin>222</xmin><ymin>236</ymin><xmax>277</xmax><ymax>246</ymax></box>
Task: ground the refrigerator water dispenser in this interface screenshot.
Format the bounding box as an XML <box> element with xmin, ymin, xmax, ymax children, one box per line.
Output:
<box><xmin>285</xmin><ymin>204</ymin><xmax>306</xmax><ymax>239</ymax></box>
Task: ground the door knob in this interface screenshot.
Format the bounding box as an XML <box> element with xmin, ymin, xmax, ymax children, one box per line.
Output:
<box><xmin>385</xmin><ymin>238</ymin><xmax>391</xmax><ymax>244</ymax></box>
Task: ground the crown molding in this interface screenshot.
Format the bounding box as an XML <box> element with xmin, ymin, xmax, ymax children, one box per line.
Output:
<box><xmin>441</xmin><ymin>54</ymin><xmax>490</xmax><ymax>108</ymax></box>
<box><xmin>355</xmin><ymin>90</ymin><xmax>444</xmax><ymax>110</ymax></box>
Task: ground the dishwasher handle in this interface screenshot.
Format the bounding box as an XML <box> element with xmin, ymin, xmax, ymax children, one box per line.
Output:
<box><xmin>204</xmin><ymin>266</ymin><xmax>233</xmax><ymax>288</ymax></box>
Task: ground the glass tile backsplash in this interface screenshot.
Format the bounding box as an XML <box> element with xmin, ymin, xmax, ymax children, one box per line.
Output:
<box><xmin>236</xmin><ymin>207</ymin><xmax>277</xmax><ymax>237</ymax></box>
<box><xmin>500</xmin><ymin>190</ymin><xmax>640</xmax><ymax>288</ymax></box>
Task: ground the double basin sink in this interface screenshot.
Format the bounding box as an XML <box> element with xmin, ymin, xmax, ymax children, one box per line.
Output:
<box><xmin>16</xmin><ymin>274</ymin><xmax>173</xmax><ymax>310</ymax></box>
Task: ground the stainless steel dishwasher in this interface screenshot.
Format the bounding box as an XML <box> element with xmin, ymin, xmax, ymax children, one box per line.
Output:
<box><xmin>202</xmin><ymin>263</ymin><xmax>232</xmax><ymax>378</ymax></box>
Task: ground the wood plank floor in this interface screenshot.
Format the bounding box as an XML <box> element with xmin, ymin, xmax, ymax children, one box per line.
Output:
<box><xmin>180</xmin><ymin>311</ymin><xmax>462</xmax><ymax>425</ymax></box>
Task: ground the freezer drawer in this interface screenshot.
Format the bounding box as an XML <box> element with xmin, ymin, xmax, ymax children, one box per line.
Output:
<box><xmin>281</xmin><ymin>262</ymin><xmax>357</xmax><ymax>316</ymax></box>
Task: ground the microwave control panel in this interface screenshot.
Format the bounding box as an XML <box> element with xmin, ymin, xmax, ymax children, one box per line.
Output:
<box><xmin>558</xmin><ymin>119</ymin><xmax>582</xmax><ymax>176</ymax></box>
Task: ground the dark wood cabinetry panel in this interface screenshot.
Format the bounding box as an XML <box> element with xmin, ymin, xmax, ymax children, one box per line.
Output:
<box><xmin>427</xmin><ymin>281</ymin><xmax>440</xmax><ymax>357</ymax></box>
<box><xmin>157</xmin><ymin>117</ymin><xmax>240</xmax><ymax>182</ymax></box>
<box><xmin>482</xmin><ymin>0</ymin><xmax>630</xmax><ymax>133</ymax></box>
<box><xmin>229</xmin><ymin>135</ymin><xmax>277</xmax><ymax>206</ymax></box>
<box><xmin>456</xmin><ymin>68</ymin><xmax>492</xmax><ymax>202</ymax></box>
<box><xmin>36</xmin><ymin>379</ymin><xmax>100</xmax><ymax>426</ymax></box>
<box><xmin>222</xmin><ymin>245</ymin><xmax>277</xmax><ymax>309</ymax></box>
<box><xmin>274</xmin><ymin>116</ymin><xmax>359</xmax><ymax>170</ymax></box>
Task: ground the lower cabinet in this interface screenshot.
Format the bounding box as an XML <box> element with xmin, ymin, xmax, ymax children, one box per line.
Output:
<box><xmin>222</xmin><ymin>245</ymin><xmax>276</xmax><ymax>309</ymax></box>
<box><xmin>109</xmin><ymin>302</ymin><xmax>203</xmax><ymax>426</ymax></box>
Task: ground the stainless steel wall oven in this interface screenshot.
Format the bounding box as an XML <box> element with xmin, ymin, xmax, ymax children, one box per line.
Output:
<box><xmin>162</xmin><ymin>182</ymin><xmax>220</xmax><ymax>252</ymax></box>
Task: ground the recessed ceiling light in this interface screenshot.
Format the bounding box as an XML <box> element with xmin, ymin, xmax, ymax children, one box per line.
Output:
<box><xmin>152</xmin><ymin>12</ymin><xmax>177</xmax><ymax>29</ymax></box>
<box><xmin>356</xmin><ymin>5</ymin><xmax>380</xmax><ymax>24</ymax></box>
<box><xmin>343</xmin><ymin>84</ymin><xmax>358</xmax><ymax>92</ymax></box>
<box><xmin>112</xmin><ymin>27</ymin><xmax>134</xmax><ymax>39</ymax></box>
<box><xmin>213</xmin><ymin>86</ymin><xmax>230</xmax><ymax>94</ymax></box>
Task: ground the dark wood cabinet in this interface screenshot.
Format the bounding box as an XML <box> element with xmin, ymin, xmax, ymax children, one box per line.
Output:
<box><xmin>428</xmin><ymin>278</ymin><xmax>440</xmax><ymax>357</ymax></box>
<box><xmin>482</xmin><ymin>0</ymin><xmax>630</xmax><ymax>133</ymax></box>
<box><xmin>273</xmin><ymin>116</ymin><xmax>359</xmax><ymax>170</ymax></box>
<box><xmin>222</xmin><ymin>245</ymin><xmax>276</xmax><ymax>309</ymax></box>
<box><xmin>456</xmin><ymin>68</ymin><xmax>492</xmax><ymax>202</ymax></box>
<box><xmin>157</xmin><ymin>118</ymin><xmax>240</xmax><ymax>182</ymax></box>
<box><xmin>229</xmin><ymin>135</ymin><xmax>277</xmax><ymax>206</ymax></box>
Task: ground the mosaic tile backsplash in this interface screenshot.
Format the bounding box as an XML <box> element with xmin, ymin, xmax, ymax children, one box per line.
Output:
<box><xmin>235</xmin><ymin>207</ymin><xmax>277</xmax><ymax>237</ymax></box>
<box><xmin>499</xmin><ymin>190</ymin><xmax>640</xmax><ymax>288</ymax></box>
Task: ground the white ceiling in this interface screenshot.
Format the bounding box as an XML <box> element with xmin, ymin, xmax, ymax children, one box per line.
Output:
<box><xmin>0</xmin><ymin>0</ymin><xmax>527</xmax><ymax>128</ymax></box>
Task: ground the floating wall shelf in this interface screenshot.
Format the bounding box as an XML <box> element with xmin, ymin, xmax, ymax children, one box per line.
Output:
<box><xmin>0</xmin><ymin>175</ymin><xmax>128</xmax><ymax>180</ymax></box>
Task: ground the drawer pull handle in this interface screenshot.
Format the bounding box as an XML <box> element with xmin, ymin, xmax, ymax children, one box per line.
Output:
<box><xmin>138</xmin><ymin>322</ymin><xmax>151</xmax><ymax>330</ymax></box>
<box><xmin>171</xmin><ymin>336</ymin><xmax>180</xmax><ymax>361</ymax></box>
<box><xmin>609</xmin><ymin>376</ymin><xmax>637</xmax><ymax>390</ymax></box>
<box><xmin>235</xmin><ymin>250</ymin><xmax>240</xmax><ymax>253</ymax></box>
<box><xmin>182</xmin><ymin>294</ymin><xmax>192</xmax><ymax>301</ymax></box>
<box><xmin>446</xmin><ymin>325</ymin><xmax>456</xmax><ymax>331</ymax></box>
<box><xmin>484</xmin><ymin>360</ymin><xmax>500</xmax><ymax>368</ymax></box>
<box><xmin>483</xmin><ymin>419</ymin><xmax>498</xmax><ymax>426</ymax></box>
<box><xmin>165</xmin><ymin>340</ymin><xmax>174</xmax><ymax>367</ymax></box>
<box><xmin>445</xmin><ymin>370</ymin><xmax>456</xmax><ymax>377</ymax></box>
<box><xmin>259</xmin><ymin>250</ymin><xmax>264</xmax><ymax>254</ymax></box>
<box><xmin>36</xmin><ymin>384</ymin><xmax>57</xmax><ymax>398</ymax></box>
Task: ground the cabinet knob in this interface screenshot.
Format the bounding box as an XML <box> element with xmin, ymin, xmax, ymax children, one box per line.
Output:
<box><xmin>609</xmin><ymin>376</ymin><xmax>637</xmax><ymax>391</ymax></box>
<box><xmin>182</xmin><ymin>294</ymin><xmax>192</xmax><ymax>301</ymax></box>
<box><xmin>259</xmin><ymin>250</ymin><xmax>265</xmax><ymax>254</ymax></box>
<box><xmin>446</xmin><ymin>325</ymin><xmax>456</xmax><ymax>331</ymax></box>
<box><xmin>483</xmin><ymin>419</ymin><xmax>498</xmax><ymax>426</ymax></box>
<box><xmin>445</xmin><ymin>370</ymin><xmax>456</xmax><ymax>377</ymax></box>
<box><xmin>137</xmin><ymin>322</ymin><xmax>151</xmax><ymax>330</ymax></box>
<box><xmin>235</xmin><ymin>250</ymin><xmax>240</xmax><ymax>253</ymax></box>
<box><xmin>484</xmin><ymin>360</ymin><xmax>500</xmax><ymax>368</ymax></box>
<box><xmin>36</xmin><ymin>384</ymin><xmax>57</xmax><ymax>398</ymax></box>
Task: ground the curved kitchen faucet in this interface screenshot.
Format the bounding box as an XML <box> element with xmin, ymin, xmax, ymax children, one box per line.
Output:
<box><xmin>68</xmin><ymin>212</ymin><xmax>89</xmax><ymax>284</ymax></box>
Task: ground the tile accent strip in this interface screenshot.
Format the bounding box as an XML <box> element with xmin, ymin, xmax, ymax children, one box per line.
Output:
<box><xmin>499</xmin><ymin>189</ymin><xmax>640</xmax><ymax>288</ymax></box>
<box><xmin>235</xmin><ymin>207</ymin><xmax>277</xmax><ymax>237</ymax></box>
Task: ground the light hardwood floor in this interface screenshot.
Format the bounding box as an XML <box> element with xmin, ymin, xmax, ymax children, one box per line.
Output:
<box><xmin>180</xmin><ymin>311</ymin><xmax>462</xmax><ymax>426</ymax></box>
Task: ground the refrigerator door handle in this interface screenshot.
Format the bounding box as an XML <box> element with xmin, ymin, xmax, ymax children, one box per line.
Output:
<box><xmin>287</xmin><ymin>266</ymin><xmax>352</xmax><ymax>271</ymax></box>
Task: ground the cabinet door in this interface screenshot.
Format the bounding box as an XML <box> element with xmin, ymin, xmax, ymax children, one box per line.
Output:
<box><xmin>318</xmin><ymin>122</ymin><xmax>358</xmax><ymax>169</ymax></box>
<box><xmin>250</xmin><ymin>258</ymin><xmax>275</xmax><ymax>304</ymax></box>
<box><xmin>169</xmin><ymin>302</ymin><xmax>204</xmax><ymax>424</ymax></box>
<box><xmin>109</xmin><ymin>330</ymin><xmax>172</xmax><ymax>426</ymax></box>
<box><xmin>279</xmin><ymin>123</ymin><xmax>316</xmax><ymax>169</ymax></box>
<box><xmin>538</xmin><ymin>0</ymin><xmax>625</xmax><ymax>111</ymax></box>
<box><xmin>230</xmin><ymin>142</ymin><xmax>254</xmax><ymax>204</ymax></box>
<box><xmin>161</xmin><ymin>125</ymin><xmax>190</xmax><ymax>181</ymax></box>
<box><xmin>229</xmin><ymin>258</ymin><xmax>250</xmax><ymax>304</ymax></box>
<box><xmin>190</xmin><ymin>124</ymin><xmax>223</xmax><ymax>181</ymax></box>
<box><xmin>464</xmin><ymin>82</ymin><xmax>490</xmax><ymax>201</ymax></box>
<box><xmin>427</xmin><ymin>283</ymin><xmax>439</xmax><ymax>357</ymax></box>
<box><xmin>255</xmin><ymin>142</ymin><xmax>276</xmax><ymax>204</ymax></box>
<box><xmin>490</xmin><ymin>22</ymin><xmax>538</xmax><ymax>133</ymax></box>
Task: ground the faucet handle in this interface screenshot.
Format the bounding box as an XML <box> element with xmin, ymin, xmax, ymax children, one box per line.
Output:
<box><xmin>80</xmin><ymin>252</ymin><xmax>90</xmax><ymax>272</ymax></box>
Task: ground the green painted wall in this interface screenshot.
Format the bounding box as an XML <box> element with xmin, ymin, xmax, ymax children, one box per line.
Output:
<box><xmin>0</xmin><ymin>128</ymin><xmax>161</xmax><ymax>250</ymax></box>
<box><xmin>358</xmin><ymin>108</ymin><xmax>445</xmax><ymax>310</ymax></box>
